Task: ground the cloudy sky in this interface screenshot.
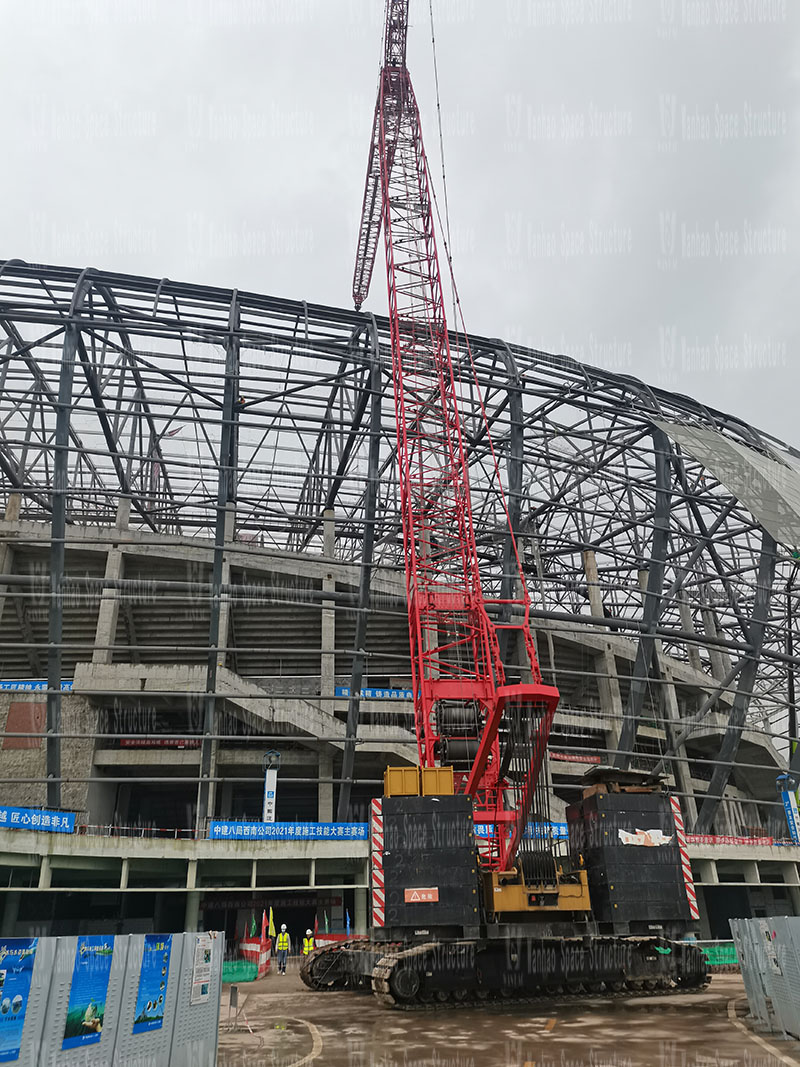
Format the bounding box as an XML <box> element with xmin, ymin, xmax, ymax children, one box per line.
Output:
<box><xmin>3</xmin><ymin>0</ymin><xmax>798</xmax><ymax>440</ymax></box>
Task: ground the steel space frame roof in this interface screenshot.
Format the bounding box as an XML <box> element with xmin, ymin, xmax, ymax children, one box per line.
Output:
<box><xmin>0</xmin><ymin>259</ymin><xmax>798</xmax><ymax>825</ymax></box>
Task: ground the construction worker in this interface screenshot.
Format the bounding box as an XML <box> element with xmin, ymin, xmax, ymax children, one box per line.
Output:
<box><xmin>302</xmin><ymin>929</ymin><xmax>315</xmax><ymax>956</ymax></box>
<box><xmin>275</xmin><ymin>924</ymin><xmax>290</xmax><ymax>974</ymax></box>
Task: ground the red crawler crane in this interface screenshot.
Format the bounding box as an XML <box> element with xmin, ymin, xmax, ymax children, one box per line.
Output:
<box><xmin>353</xmin><ymin>0</ymin><xmax>559</xmax><ymax>873</ymax></box>
<box><xmin>301</xmin><ymin>1</ymin><xmax>707</xmax><ymax>1005</ymax></box>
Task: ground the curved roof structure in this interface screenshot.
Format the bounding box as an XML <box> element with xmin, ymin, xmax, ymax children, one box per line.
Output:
<box><xmin>0</xmin><ymin>260</ymin><xmax>797</xmax><ymax>829</ymax></box>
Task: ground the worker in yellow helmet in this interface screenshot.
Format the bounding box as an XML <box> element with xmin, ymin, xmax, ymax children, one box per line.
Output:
<box><xmin>302</xmin><ymin>929</ymin><xmax>315</xmax><ymax>956</ymax></box>
<box><xmin>275</xmin><ymin>924</ymin><xmax>290</xmax><ymax>975</ymax></box>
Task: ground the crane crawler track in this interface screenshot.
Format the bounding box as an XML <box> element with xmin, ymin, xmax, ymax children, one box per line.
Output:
<box><xmin>301</xmin><ymin>936</ymin><xmax>710</xmax><ymax>1010</ymax></box>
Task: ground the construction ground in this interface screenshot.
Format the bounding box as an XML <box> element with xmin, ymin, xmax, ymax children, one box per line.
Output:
<box><xmin>217</xmin><ymin>971</ymin><xmax>800</xmax><ymax>1067</ymax></box>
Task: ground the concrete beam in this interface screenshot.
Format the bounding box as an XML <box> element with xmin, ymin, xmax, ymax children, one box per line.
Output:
<box><xmin>0</xmin><ymin>828</ymin><xmax>370</xmax><ymax>867</ymax></box>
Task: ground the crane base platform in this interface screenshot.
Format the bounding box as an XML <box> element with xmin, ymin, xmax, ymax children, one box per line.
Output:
<box><xmin>300</xmin><ymin>934</ymin><xmax>709</xmax><ymax>1009</ymax></box>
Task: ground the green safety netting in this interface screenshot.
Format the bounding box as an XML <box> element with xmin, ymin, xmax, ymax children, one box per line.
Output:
<box><xmin>222</xmin><ymin>959</ymin><xmax>259</xmax><ymax>983</ymax></box>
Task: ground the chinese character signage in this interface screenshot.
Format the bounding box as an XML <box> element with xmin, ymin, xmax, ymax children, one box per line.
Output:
<box><xmin>0</xmin><ymin>806</ymin><xmax>74</xmax><ymax>833</ymax></box>
<box><xmin>334</xmin><ymin>686</ymin><xmax>412</xmax><ymax>700</ymax></box>
<box><xmin>0</xmin><ymin>939</ymin><xmax>38</xmax><ymax>1063</ymax></box>
<box><xmin>781</xmin><ymin>790</ymin><xmax>800</xmax><ymax>845</ymax></box>
<box><xmin>132</xmin><ymin>935</ymin><xmax>172</xmax><ymax>1035</ymax></box>
<box><xmin>0</xmin><ymin>680</ymin><xmax>72</xmax><ymax>692</ymax></box>
<box><xmin>474</xmin><ymin>822</ymin><xmax>569</xmax><ymax>840</ymax></box>
<box><xmin>62</xmin><ymin>936</ymin><xmax>114</xmax><ymax>1051</ymax></box>
<box><xmin>685</xmin><ymin>833</ymin><xmax>775</xmax><ymax>846</ymax></box>
<box><xmin>404</xmin><ymin>887</ymin><xmax>438</xmax><ymax>903</ymax></box>
<box><xmin>208</xmin><ymin>821</ymin><xmax>369</xmax><ymax>841</ymax></box>
<box><xmin>190</xmin><ymin>935</ymin><xmax>213</xmax><ymax>1006</ymax></box>
<box><xmin>262</xmin><ymin>767</ymin><xmax>277</xmax><ymax>823</ymax></box>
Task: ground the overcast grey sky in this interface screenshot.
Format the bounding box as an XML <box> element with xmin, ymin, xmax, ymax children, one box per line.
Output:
<box><xmin>3</xmin><ymin>0</ymin><xmax>798</xmax><ymax>441</ymax></box>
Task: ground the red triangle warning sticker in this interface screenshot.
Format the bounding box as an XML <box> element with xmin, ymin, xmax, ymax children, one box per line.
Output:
<box><xmin>404</xmin><ymin>887</ymin><xmax>439</xmax><ymax>903</ymax></box>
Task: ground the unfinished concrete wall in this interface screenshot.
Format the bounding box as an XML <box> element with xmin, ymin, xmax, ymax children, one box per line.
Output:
<box><xmin>0</xmin><ymin>692</ymin><xmax>98</xmax><ymax>813</ymax></box>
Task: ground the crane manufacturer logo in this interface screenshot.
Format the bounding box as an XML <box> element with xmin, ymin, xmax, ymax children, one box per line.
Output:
<box><xmin>617</xmin><ymin>828</ymin><xmax>673</xmax><ymax>847</ymax></box>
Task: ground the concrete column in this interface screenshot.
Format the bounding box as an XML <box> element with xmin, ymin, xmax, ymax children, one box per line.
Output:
<box><xmin>93</xmin><ymin>550</ymin><xmax>124</xmax><ymax>664</ymax></box>
<box><xmin>92</xmin><ymin>499</ymin><xmax>130</xmax><ymax>664</ymax></box>
<box><xmin>186</xmin><ymin>859</ymin><xmax>197</xmax><ymax>891</ymax></box>
<box><xmin>114</xmin><ymin>782</ymin><xmax>131</xmax><ymax>825</ymax></box>
<box><xmin>595</xmin><ymin>647</ymin><xmax>622</xmax><ymax>751</ymax></box>
<box><xmin>782</xmin><ymin>863</ymin><xmax>800</xmax><ymax>915</ymax></box>
<box><xmin>184</xmin><ymin>891</ymin><xmax>200</xmax><ymax>932</ymax></box>
<box><xmin>1</xmin><ymin>891</ymin><xmax>21</xmax><ymax>937</ymax></box>
<box><xmin>740</xmin><ymin>860</ymin><xmax>760</xmax><ymax>884</ymax></box>
<box><xmin>220</xmin><ymin>780</ymin><xmax>233</xmax><ymax>820</ymax></box>
<box><xmin>354</xmin><ymin>880</ymin><xmax>368</xmax><ymax>935</ymax></box>
<box><xmin>701</xmin><ymin>606</ymin><xmax>732</xmax><ymax>681</ymax></box>
<box><xmin>119</xmin><ymin>858</ymin><xmax>129</xmax><ymax>891</ymax></box>
<box><xmin>309</xmin><ymin>859</ymin><xmax>316</xmax><ymax>887</ymax></box>
<box><xmin>3</xmin><ymin>494</ymin><xmax>21</xmax><ymax>522</ymax></box>
<box><xmin>318</xmin><ymin>752</ymin><xmax>333</xmax><ymax>822</ymax></box>
<box><xmin>694</xmin><ymin>858</ymin><xmax>718</xmax><ymax>885</ymax></box>
<box><xmin>0</xmin><ymin>494</ymin><xmax>21</xmax><ymax>630</ymax></box>
<box><xmin>38</xmin><ymin>855</ymin><xmax>51</xmax><ymax>890</ymax></box>
<box><xmin>678</xmin><ymin>594</ymin><xmax>703</xmax><ymax>673</ymax></box>
<box><xmin>153</xmin><ymin>891</ymin><xmax>165</xmax><ymax>932</ymax></box>
<box><xmin>321</xmin><ymin>510</ymin><xmax>336</xmax><ymax>706</ymax></box>
<box><xmin>582</xmin><ymin>549</ymin><xmax>605</xmax><ymax>620</ymax></box>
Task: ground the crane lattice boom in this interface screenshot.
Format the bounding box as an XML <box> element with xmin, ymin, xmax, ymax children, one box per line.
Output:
<box><xmin>354</xmin><ymin>0</ymin><xmax>559</xmax><ymax>872</ymax></box>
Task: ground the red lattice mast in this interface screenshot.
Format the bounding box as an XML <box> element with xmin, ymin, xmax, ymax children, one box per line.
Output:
<box><xmin>353</xmin><ymin>0</ymin><xmax>558</xmax><ymax>871</ymax></box>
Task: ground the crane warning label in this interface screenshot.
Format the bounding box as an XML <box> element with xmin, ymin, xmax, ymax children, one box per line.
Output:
<box><xmin>404</xmin><ymin>888</ymin><xmax>439</xmax><ymax>903</ymax></box>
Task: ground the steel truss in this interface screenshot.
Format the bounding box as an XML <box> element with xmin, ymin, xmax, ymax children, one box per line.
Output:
<box><xmin>0</xmin><ymin>259</ymin><xmax>797</xmax><ymax>829</ymax></box>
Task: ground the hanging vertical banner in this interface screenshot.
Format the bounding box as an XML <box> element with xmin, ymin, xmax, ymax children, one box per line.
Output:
<box><xmin>190</xmin><ymin>934</ymin><xmax>213</xmax><ymax>1005</ymax></box>
<box><xmin>132</xmin><ymin>935</ymin><xmax>172</xmax><ymax>1035</ymax></box>
<box><xmin>262</xmin><ymin>766</ymin><xmax>278</xmax><ymax>823</ymax></box>
<box><xmin>782</xmin><ymin>789</ymin><xmax>800</xmax><ymax>845</ymax></box>
<box><xmin>0</xmin><ymin>938</ymin><xmax>38</xmax><ymax>1063</ymax></box>
<box><xmin>61</xmin><ymin>936</ymin><xmax>114</xmax><ymax>1051</ymax></box>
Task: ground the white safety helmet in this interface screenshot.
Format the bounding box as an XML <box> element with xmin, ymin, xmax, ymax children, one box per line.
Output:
<box><xmin>306</xmin><ymin>929</ymin><xmax>312</xmax><ymax>937</ymax></box>
<box><xmin>280</xmin><ymin>924</ymin><xmax>287</xmax><ymax>931</ymax></box>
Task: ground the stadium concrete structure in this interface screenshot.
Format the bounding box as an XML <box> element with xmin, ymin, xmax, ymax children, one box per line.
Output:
<box><xmin>0</xmin><ymin>260</ymin><xmax>798</xmax><ymax>943</ymax></box>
